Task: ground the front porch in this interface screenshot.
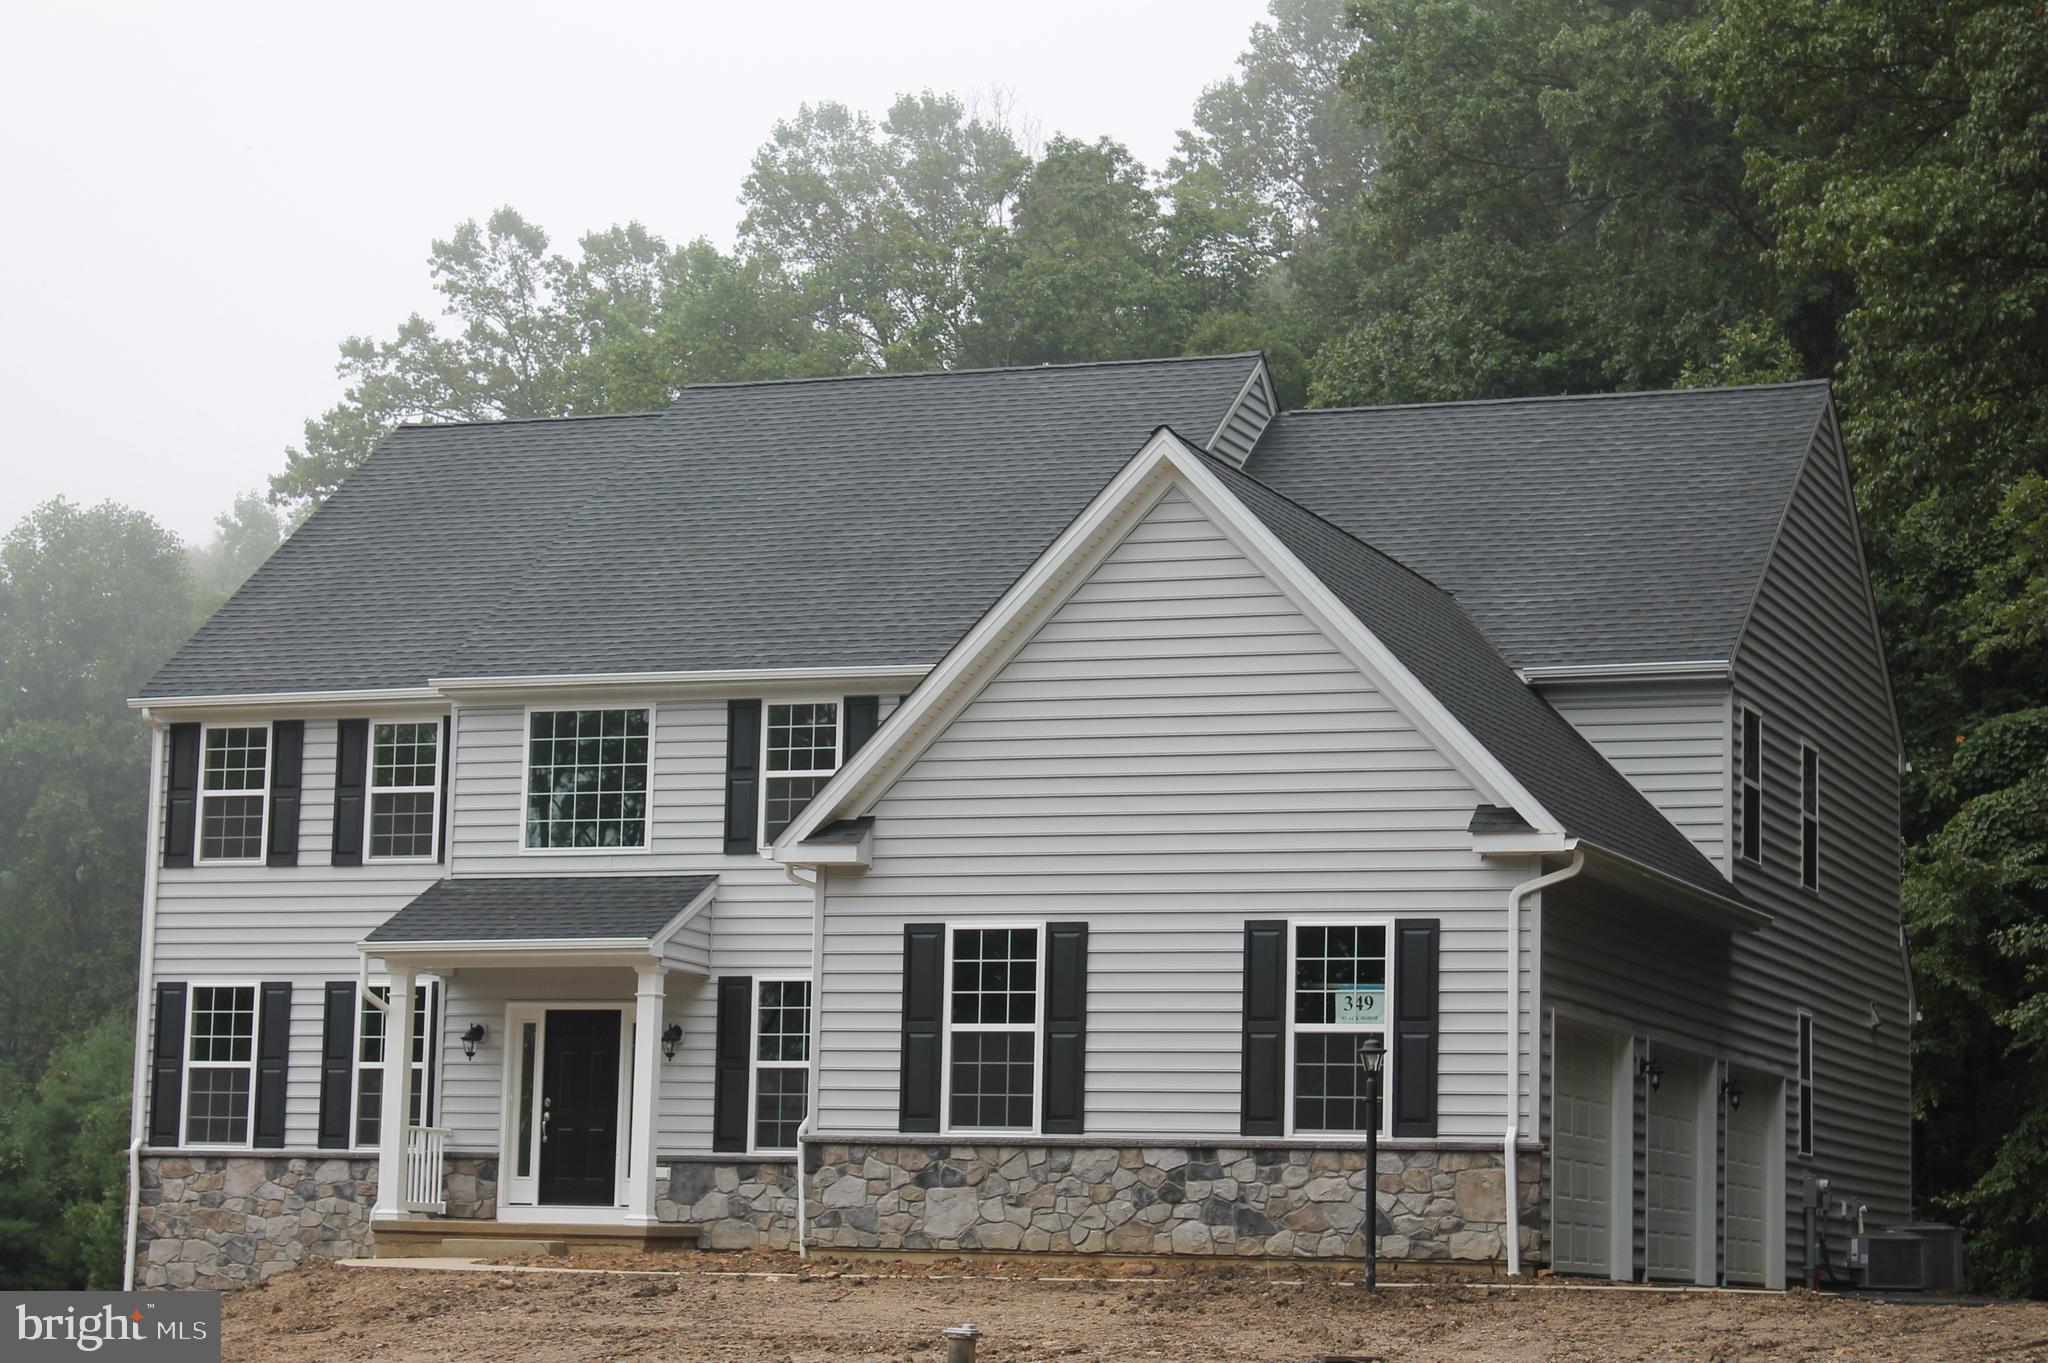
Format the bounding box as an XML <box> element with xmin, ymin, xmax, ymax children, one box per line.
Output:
<box><xmin>359</xmin><ymin>874</ymin><xmax>719</xmax><ymax>1240</ymax></box>
<box><xmin>371</xmin><ymin>1214</ymin><xmax>702</xmax><ymax>1258</ymax></box>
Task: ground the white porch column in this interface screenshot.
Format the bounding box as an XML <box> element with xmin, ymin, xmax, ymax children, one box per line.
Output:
<box><xmin>626</xmin><ymin>964</ymin><xmax>667</xmax><ymax>1225</ymax></box>
<box><xmin>372</xmin><ymin>962</ymin><xmax>415</xmax><ymax>1224</ymax></box>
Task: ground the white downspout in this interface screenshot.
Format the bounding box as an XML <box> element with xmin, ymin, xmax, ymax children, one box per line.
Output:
<box><xmin>785</xmin><ymin>862</ymin><xmax>824</xmax><ymax>1259</ymax></box>
<box><xmin>124</xmin><ymin>711</ymin><xmax>168</xmax><ymax>1291</ymax></box>
<box><xmin>1503</xmin><ymin>848</ymin><xmax>1584</xmax><ymax>1277</ymax></box>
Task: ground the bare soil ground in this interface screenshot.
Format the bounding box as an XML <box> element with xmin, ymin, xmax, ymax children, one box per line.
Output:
<box><xmin>221</xmin><ymin>1252</ymin><xmax>2048</xmax><ymax>1363</ymax></box>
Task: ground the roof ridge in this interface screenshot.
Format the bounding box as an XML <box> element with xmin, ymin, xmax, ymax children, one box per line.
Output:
<box><xmin>395</xmin><ymin>408</ymin><xmax>670</xmax><ymax>433</ymax></box>
<box><xmin>1287</xmin><ymin>377</ymin><xmax>1830</xmax><ymax>417</ymax></box>
<box><xmin>675</xmin><ymin>352</ymin><xmax>1262</xmax><ymax>396</ymax></box>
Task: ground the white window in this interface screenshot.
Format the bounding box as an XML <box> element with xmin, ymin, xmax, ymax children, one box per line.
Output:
<box><xmin>1800</xmin><ymin>742</ymin><xmax>1821</xmax><ymax>892</ymax></box>
<box><xmin>1738</xmin><ymin>706</ymin><xmax>1764</xmax><ymax>864</ymax></box>
<box><xmin>524</xmin><ymin>708</ymin><xmax>650</xmax><ymax>849</ymax></box>
<box><xmin>762</xmin><ymin>701</ymin><xmax>842</xmax><ymax>844</ymax></box>
<box><xmin>1796</xmin><ymin>1011</ymin><xmax>1815</xmax><ymax>1157</ymax></box>
<box><xmin>183</xmin><ymin>985</ymin><xmax>256</xmax><ymax>1146</ymax></box>
<box><xmin>355</xmin><ymin>981</ymin><xmax>438</xmax><ymax>1148</ymax></box>
<box><xmin>1288</xmin><ymin>922</ymin><xmax>1393</xmax><ymax>1135</ymax></box>
<box><xmin>199</xmin><ymin>725</ymin><xmax>269</xmax><ymax>863</ymax></box>
<box><xmin>751</xmin><ymin>980</ymin><xmax>811</xmax><ymax>1152</ymax></box>
<box><xmin>943</xmin><ymin>926</ymin><xmax>1041</xmax><ymax>1131</ymax></box>
<box><xmin>369</xmin><ymin>721</ymin><xmax>441</xmax><ymax>861</ymax></box>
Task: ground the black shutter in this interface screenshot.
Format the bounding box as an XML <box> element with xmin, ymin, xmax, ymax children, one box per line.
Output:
<box><xmin>332</xmin><ymin>718</ymin><xmax>368</xmax><ymax>866</ymax></box>
<box><xmin>1392</xmin><ymin>917</ymin><xmax>1440</xmax><ymax>1138</ymax></box>
<box><xmin>164</xmin><ymin>724</ymin><xmax>200</xmax><ymax>868</ymax></box>
<box><xmin>1042</xmin><ymin>922</ymin><xmax>1089</xmax><ymax>1134</ymax></box>
<box><xmin>317</xmin><ymin>981</ymin><xmax>355</xmax><ymax>1149</ymax></box>
<box><xmin>898</xmin><ymin>923</ymin><xmax>945</xmax><ymax>1133</ymax></box>
<box><xmin>253</xmin><ymin>981</ymin><xmax>292</xmax><ymax>1148</ymax></box>
<box><xmin>148</xmin><ymin>981</ymin><xmax>187</xmax><ymax>1145</ymax></box>
<box><xmin>266</xmin><ymin>720</ymin><xmax>305</xmax><ymax>867</ymax></box>
<box><xmin>723</xmin><ymin>700</ymin><xmax>762</xmax><ymax>854</ymax></box>
<box><xmin>712</xmin><ymin>976</ymin><xmax>753</xmax><ymax>1152</ymax></box>
<box><xmin>843</xmin><ymin>695</ymin><xmax>881</xmax><ymax>759</ymax></box>
<box><xmin>435</xmin><ymin>716</ymin><xmax>452</xmax><ymax>864</ymax></box>
<box><xmin>1240</xmin><ymin>920</ymin><xmax>1288</xmax><ymax>1136</ymax></box>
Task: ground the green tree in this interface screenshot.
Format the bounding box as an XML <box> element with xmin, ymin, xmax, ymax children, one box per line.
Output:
<box><xmin>0</xmin><ymin>1016</ymin><xmax>134</xmax><ymax>1289</ymax></box>
<box><xmin>0</xmin><ymin>500</ymin><xmax>196</xmax><ymax>1082</ymax></box>
<box><xmin>187</xmin><ymin>490</ymin><xmax>286</xmax><ymax>600</ymax></box>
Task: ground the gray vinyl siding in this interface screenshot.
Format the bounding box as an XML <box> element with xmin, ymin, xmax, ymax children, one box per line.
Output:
<box><xmin>819</xmin><ymin>489</ymin><xmax>1527</xmax><ymax>1139</ymax></box>
<box><xmin>148</xmin><ymin>716</ymin><xmax>448</xmax><ymax>1150</ymax></box>
<box><xmin>1543</xmin><ymin>681</ymin><xmax>1732</xmax><ymax>873</ymax></box>
<box><xmin>1208</xmin><ymin>368</ymin><xmax>1275</xmax><ymax>469</ymax></box>
<box><xmin>1727</xmin><ymin>414</ymin><xmax>1910</xmax><ymax>1262</ymax></box>
<box><xmin>1538</xmin><ymin>414</ymin><xmax>1908</xmax><ymax>1281</ymax></box>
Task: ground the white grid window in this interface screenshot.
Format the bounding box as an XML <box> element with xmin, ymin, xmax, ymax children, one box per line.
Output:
<box><xmin>762</xmin><ymin>701</ymin><xmax>840</xmax><ymax>843</ymax></box>
<box><xmin>1738</xmin><ymin>706</ymin><xmax>1763</xmax><ymax>864</ymax></box>
<box><xmin>355</xmin><ymin>982</ymin><xmax>437</xmax><ymax>1148</ymax></box>
<box><xmin>525</xmin><ymin>709</ymin><xmax>650</xmax><ymax>849</ymax></box>
<box><xmin>752</xmin><ymin>980</ymin><xmax>811</xmax><ymax>1152</ymax></box>
<box><xmin>370</xmin><ymin>722</ymin><xmax>440</xmax><ymax>860</ymax></box>
<box><xmin>1796</xmin><ymin>1011</ymin><xmax>1815</xmax><ymax>1158</ymax></box>
<box><xmin>199</xmin><ymin>726</ymin><xmax>269</xmax><ymax>863</ymax></box>
<box><xmin>1290</xmin><ymin>923</ymin><xmax>1391</xmax><ymax>1134</ymax></box>
<box><xmin>946</xmin><ymin>927</ymin><xmax>1040</xmax><ymax>1130</ymax></box>
<box><xmin>1800</xmin><ymin>743</ymin><xmax>1821</xmax><ymax>892</ymax></box>
<box><xmin>184</xmin><ymin>985</ymin><xmax>256</xmax><ymax>1146</ymax></box>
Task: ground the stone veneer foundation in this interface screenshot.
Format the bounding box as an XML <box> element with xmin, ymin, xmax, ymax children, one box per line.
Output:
<box><xmin>134</xmin><ymin>1155</ymin><xmax>379</xmax><ymax>1290</ymax></box>
<box><xmin>802</xmin><ymin>1143</ymin><xmax>1543</xmax><ymax>1260</ymax></box>
<box><xmin>136</xmin><ymin>1144</ymin><xmax>1539</xmax><ymax>1287</ymax></box>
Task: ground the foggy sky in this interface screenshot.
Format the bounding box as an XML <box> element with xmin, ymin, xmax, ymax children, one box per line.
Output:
<box><xmin>0</xmin><ymin>0</ymin><xmax>1267</xmax><ymax>543</ymax></box>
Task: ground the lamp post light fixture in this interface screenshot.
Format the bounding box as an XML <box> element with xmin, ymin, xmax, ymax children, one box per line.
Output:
<box><xmin>662</xmin><ymin>1022</ymin><xmax>684</xmax><ymax>1061</ymax></box>
<box><xmin>460</xmin><ymin>1022</ymin><xmax>487</xmax><ymax>1060</ymax></box>
<box><xmin>1357</xmin><ymin>1032</ymin><xmax>1387</xmax><ymax>1292</ymax></box>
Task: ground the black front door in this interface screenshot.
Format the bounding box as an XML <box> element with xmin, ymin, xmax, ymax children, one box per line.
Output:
<box><xmin>539</xmin><ymin>1009</ymin><xmax>621</xmax><ymax>1206</ymax></box>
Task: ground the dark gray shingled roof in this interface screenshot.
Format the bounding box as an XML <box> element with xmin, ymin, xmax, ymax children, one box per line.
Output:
<box><xmin>363</xmin><ymin>875</ymin><xmax>716</xmax><ymax>943</ymax></box>
<box><xmin>1202</xmin><ymin>454</ymin><xmax>1736</xmax><ymax>902</ymax></box>
<box><xmin>142</xmin><ymin>354</ymin><xmax>1262</xmax><ymax>697</ymax></box>
<box><xmin>1248</xmin><ymin>382</ymin><xmax>1831</xmax><ymax>670</ymax></box>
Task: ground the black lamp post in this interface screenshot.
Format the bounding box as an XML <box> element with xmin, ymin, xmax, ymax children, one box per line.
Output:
<box><xmin>1358</xmin><ymin>1032</ymin><xmax>1386</xmax><ymax>1292</ymax></box>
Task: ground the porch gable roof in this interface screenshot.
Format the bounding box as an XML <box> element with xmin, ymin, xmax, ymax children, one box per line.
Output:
<box><xmin>363</xmin><ymin>874</ymin><xmax>717</xmax><ymax>948</ymax></box>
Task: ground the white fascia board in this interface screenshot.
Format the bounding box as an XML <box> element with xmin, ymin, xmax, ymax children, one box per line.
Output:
<box><xmin>428</xmin><ymin>663</ymin><xmax>932</xmax><ymax>701</ymax></box>
<box><xmin>129</xmin><ymin>687</ymin><xmax>443</xmax><ymax>715</ymax></box>
<box><xmin>647</xmin><ymin>880</ymin><xmax>719</xmax><ymax>952</ymax></box>
<box><xmin>772</xmin><ymin>827</ymin><xmax>874</xmax><ymax>867</ymax></box>
<box><xmin>359</xmin><ymin>939</ymin><xmax>662</xmax><ymax>971</ymax></box>
<box><xmin>1471</xmin><ymin>832</ymin><xmax>1579</xmax><ymax>856</ymax></box>
<box><xmin>776</xmin><ymin>428</ymin><xmax>1561</xmax><ymax>847</ymax></box>
<box><xmin>1518</xmin><ymin>660</ymin><xmax>1731</xmax><ymax>685</ymax></box>
<box><xmin>1578</xmin><ymin>843</ymin><xmax>1772</xmax><ymax>934</ymax></box>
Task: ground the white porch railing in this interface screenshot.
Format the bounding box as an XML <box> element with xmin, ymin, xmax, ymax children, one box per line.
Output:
<box><xmin>404</xmin><ymin>1125</ymin><xmax>451</xmax><ymax>1213</ymax></box>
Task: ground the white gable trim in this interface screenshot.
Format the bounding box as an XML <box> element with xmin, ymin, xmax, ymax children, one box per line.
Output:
<box><xmin>772</xmin><ymin>429</ymin><xmax>1562</xmax><ymax>855</ymax></box>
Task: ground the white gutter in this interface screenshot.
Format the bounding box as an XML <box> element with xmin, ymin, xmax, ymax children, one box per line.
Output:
<box><xmin>123</xmin><ymin>711</ymin><xmax>168</xmax><ymax>1291</ymax></box>
<box><xmin>1502</xmin><ymin>848</ymin><xmax>1585</xmax><ymax>1276</ymax></box>
<box><xmin>1516</xmin><ymin>660</ymin><xmax>1730</xmax><ymax>685</ymax></box>
<box><xmin>784</xmin><ymin>863</ymin><xmax>825</xmax><ymax>1258</ymax></box>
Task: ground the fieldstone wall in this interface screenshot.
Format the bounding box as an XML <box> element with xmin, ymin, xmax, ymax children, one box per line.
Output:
<box><xmin>444</xmin><ymin>1155</ymin><xmax>498</xmax><ymax>1219</ymax></box>
<box><xmin>658</xmin><ymin>1159</ymin><xmax>799</xmax><ymax>1250</ymax></box>
<box><xmin>804</xmin><ymin>1144</ymin><xmax>1543</xmax><ymax>1260</ymax></box>
<box><xmin>135</xmin><ymin>1155</ymin><xmax>377</xmax><ymax>1290</ymax></box>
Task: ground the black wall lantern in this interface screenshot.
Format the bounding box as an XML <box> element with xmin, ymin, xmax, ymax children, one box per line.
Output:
<box><xmin>460</xmin><ymin>1022</ymin><xmax>486</xmax><ymax>1059</ymax></box>
<box><xmin>1721</xmin><ymin>1077</ymin><xmax>1744</xmax><ymax>1110</ymax></box>
<box><xmin>662</xmin><ymin>1022</ymin><xmax>684</xmax><ymax>1061</ymax></box>
<box><xmin>1638</xmin><ymin>1055</ymin><xmax>1664</xmax><ymax>1093</ymax></box>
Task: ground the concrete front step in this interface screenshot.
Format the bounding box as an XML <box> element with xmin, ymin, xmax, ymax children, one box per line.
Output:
<box><xmin>372</xmin><ymin>1216</ymin><xmax>703</xmax><ymax>1259</ymax></box>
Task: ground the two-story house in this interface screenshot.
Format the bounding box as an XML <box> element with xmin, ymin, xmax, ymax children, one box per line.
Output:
<box><xmin>125</xmin><ymin>354</ymin><xmax>1910</xmax><ymax>1292</ymax></box>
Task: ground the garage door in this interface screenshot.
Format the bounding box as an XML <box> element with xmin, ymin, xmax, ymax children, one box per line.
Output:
<box><xmin>1552</xmin><ymin>1023</ymin><xmax>1615</xmax><ymax>1276</ymax></box>
<box><xmin>1645</xmin><ymin>1054</ymin><xmax>1702</xmax><ymax>1281</ymax></box>
<box><xmin>1724</xmin><ymin>1069</ymin><xmax>1772</xmax><ymax>1286</ymax></box>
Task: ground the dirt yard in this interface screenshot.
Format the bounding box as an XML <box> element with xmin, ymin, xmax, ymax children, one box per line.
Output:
<box><xmin>220</xmin><ymin>1253</ymin><xmax>2048</xmax><ymax>1363</ymax></box>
